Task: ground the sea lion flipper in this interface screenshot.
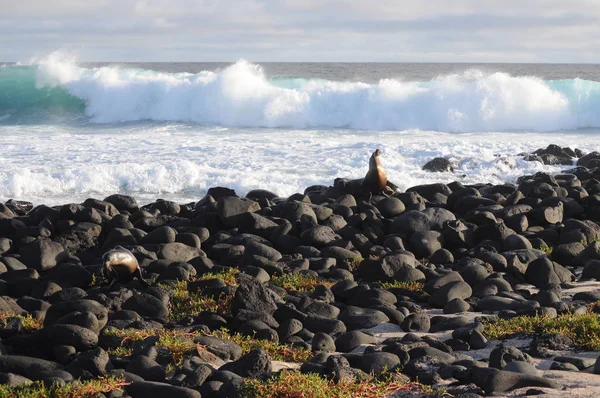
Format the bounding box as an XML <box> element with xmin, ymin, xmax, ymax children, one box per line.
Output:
<box><xmin>134</xmin><ymin>268</ymin><xmax>150</xmax><ymax>287</ymax></box>
<box><xmin>386</xmin><ymin>180</ymin><xmax>400</xmax><ymax>192</ymax></box>
<box><xmin>106</xmin><ymin>278</ymin><xmax>116</xmax><ymax>291</ymax></box>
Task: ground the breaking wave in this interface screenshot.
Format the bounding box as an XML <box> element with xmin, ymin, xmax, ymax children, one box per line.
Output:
<box><xmin>1</xmin><ymin>53</ymin><xmax>600</xmax><ymax>132</ymax></box>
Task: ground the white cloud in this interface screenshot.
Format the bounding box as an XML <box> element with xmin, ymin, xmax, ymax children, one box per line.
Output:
<box><xmin>0</xmin><ymin>0</ymin><xmax>599</xmax><ymax>61</ymax></box>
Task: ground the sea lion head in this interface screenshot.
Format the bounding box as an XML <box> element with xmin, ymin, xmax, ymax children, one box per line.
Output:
<box><xmin>369</xmin><ymin>148</ymin><xmax>383</xmax><ymax>170</ymax></box>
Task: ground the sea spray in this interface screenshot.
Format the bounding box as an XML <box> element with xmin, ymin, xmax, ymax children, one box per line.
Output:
<box><xmin>0</xmin><ymin>124</ymin><xmax>595</xmax><ymax>205</ymax></box>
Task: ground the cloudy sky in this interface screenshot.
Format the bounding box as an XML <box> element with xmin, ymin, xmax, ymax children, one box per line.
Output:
<box><xmin>1</xmin><ymin>0</ymin><xmax>599</xmax><ymax>62</ymax></box>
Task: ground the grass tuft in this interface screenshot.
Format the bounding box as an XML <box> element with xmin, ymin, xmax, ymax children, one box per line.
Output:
<box><xmin>378</xmin><ymin>281</ymin><xmax>424</xmax><ymax>292</ymax></box>
<box><xmin>162</xmin><ymin>268</ymin><xmax>240</xmax><ymax>322</ymax></box>
<box><xmin>0</xmin><ymin>376</ymin><xmax>128</xmax><ymax>398</ymax></box>
<box><xmin>343</xmin><ymin>257</ymin><xmax>364</xmax><ymax>271</ymax></box>
<box><xmin>208</xmin><ymin>329</ymin><xmax>312</xmax><ymax>362</ymax></box>
<box><xmin>104</xmin><ymin>328</ymin><xmax>206</xmax><ymax>371</ymax></box>
<box><xmin>89</xmin><ymin>272</ymin><xmax>99</xmax><ymax>287</ymax></box>
<box><xmin>108</xmin><ymin>345</ymin><xmax>133</xmax><ymax>357</ymax></box>
<box><xmin>580</xmin><ymin>238</ymin><xmax>600</xmax><ymax>247</ymax></box>
<box><xmin>105</xmin><ymin>326</ymin><xmax>312</xmax><ymax>367</ymax></box>
<box><xmin>0</xmin><ymin>312</ymin><xmax>43</xmax><ymax>331</ymax></box>
<box><xmin>166</xmin><ymin>280</ymin><xmax>234</xmax><ymax>322</ymax></box>
<box><xmin>197</xmin><ymin>268</ymin><xmax>240</xmax><ymax>285</ymax></box>
<box><xmin>538</xmin><ymin>241</ymin><xmax>553</xmax><ymax>255</ymax></box>
<box><xmin>483</xmin><ymin>313</ymin><xmax>600</xmax><ymax>350</ymax></box>
<box><xmin>271</xmin><ymin>273</ymin><xmax>334</xmax><ymax>293</ymax></box>
<box><xmin>240</xmin><ymin>370</ymin><xmax>446</xmax><ymax>398</ymax></box>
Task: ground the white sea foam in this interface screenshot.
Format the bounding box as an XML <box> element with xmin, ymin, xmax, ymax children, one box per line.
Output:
<box><xmin>27</xmin><ymin>54</ymin><xmax>600</xmax><ymax>131</ymax></box>
<box><xmin>3</xmin><ymin>56</ymin><xmax>600</xmax><ymax>205</ymax></box>
<box><xmin>1</xmin><ymin>124</ymin><xmax>599</xmax><ymax>205</ymax></box>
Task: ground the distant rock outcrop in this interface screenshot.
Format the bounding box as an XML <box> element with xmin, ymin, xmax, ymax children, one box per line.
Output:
<box><xmin>523</xmin><ymin>144</ymin><xmax>583</xmax><ymax>165</ymax></box>
<box><xmin>422</xmin><ymin>157</ymin><xmax>454</xmax><ymax>172</ymax></box>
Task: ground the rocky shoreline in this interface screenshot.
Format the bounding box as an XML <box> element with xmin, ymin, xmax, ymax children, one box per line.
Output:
<box><xmin>2</xmin><ymin>149</ymin><xmax>600</xmax><ymax>397</ymax></box>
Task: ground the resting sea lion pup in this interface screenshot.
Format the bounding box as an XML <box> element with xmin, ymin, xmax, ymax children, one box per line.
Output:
<box><xmin>101</xmin><ymin>246</ymin><xmax>149</xmax><ymax>288</ymax></box>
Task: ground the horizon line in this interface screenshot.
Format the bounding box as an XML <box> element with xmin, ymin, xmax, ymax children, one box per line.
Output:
<box><xmin>3</xmin><ymin>60</ymin><xmax>600</xmax><ymax>65</ymax></box>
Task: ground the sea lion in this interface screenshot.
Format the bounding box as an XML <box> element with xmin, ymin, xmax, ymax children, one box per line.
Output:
<box><xmin>100</xmin><ymin>246</ymin><xmax>149</xmax><ymax>288</ymax></box>
<box><xmin>362</xmin><ymin>148</ymin><xmax>388</xmax><ymax>195</ymax></box>
<box><xmin>333</xmin><ymin>149</ymin><xmax>399</xmax><ymax>198</ymax></box>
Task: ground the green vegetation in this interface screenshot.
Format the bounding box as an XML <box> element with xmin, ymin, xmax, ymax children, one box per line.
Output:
<box><xmin>0</xmin><ymin>312</ymin><xmax>43</xmax><ymax>331</ymax></box>
<box><xmin>483</xmin><ymin>313</ymin><xmax>600</xmax><ymax>350</ymax></box>
<box><xmin>104</xmin><ymin>328</ymin><xmax>206</xmax><ymax>370</ymax></box>
<box><xmin>198</xmin><ymin>268</ymin><xmax>240</xmax><ymax>285</ymax></box>
<box><xmin>0</xmin><ymin>376</ymin><xmax>128</xmax><ymax>398</ymax></box>
<box><xmin>378</xmin><ymin>281</ymin><xmax>424</xmax><ymax>292</ymax></box>
<box><xmin>107</xmin><ymin>345</ymin><xmax>132</xmax><ymax>357</ymax></box>
<box><xmin>343</xmin><ymin>256</ymin><xmax>364</xmax><ymax>271</ymax></box>
<box><xmin>271</xmin><ymin>273</ymin><xmax>334</xmax><ymax>293</ymax></box>
<box><xmin>89</xmin><ymin>272</ymin><xmax>99</xmax><ymax>287</ymax></box>
<box><xmin>105</xmin><ymin>326</ymin><xmax>312</xmax><ymax>368</ymax></box>
<box><xmin>207</xmin><ymin>329</ymin><xmax>312</xmax><ymax>362</ymax></box>
<box><xmin>538</xmin><ymin>241</ymin><xmax>553</xmax><ymax>255</ymax></box>
<box><xmin>162</xmin><ymin>268</ymin><xmax>240</xmax><ymax>322</ymax></box>
<box><xmin>168</xmin><ymin>280</ymin><xmax>234</xmax><ymax>322</ymax></box>
<box><xmin>240</xmin><ymin>370</ymin><xmax>446</xmax><ymax>398</ymax></box>
<box><xmin>578</xmin><ymin>237</ymin><xmax>600</xmax><ymax>248</ymax></box>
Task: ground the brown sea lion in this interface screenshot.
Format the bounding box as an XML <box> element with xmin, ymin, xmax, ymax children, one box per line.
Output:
<box><xmin>333</xmin><ymin>149</ymin><xmax>399</xmax><ymax>197</ymax></box>
<box><xmin>101</xmin><ymin>246</ymin><xmax>149</xmax><ymax>288</ymax></box>
<box><xmin>362</xmin><ymin>149</ymin><xmax>388</xmax><ymax>195</ymax></box>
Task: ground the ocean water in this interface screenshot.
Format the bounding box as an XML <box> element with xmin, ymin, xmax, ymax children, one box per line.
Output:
<box><xmin>1</xmin><ymin>54</ymin><xmax>600</xmax><ymax>205</ymax></box>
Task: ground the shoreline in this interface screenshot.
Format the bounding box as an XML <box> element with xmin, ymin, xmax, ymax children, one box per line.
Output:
<box><xmin>3</xmin><ymin>124</ymin><xmax>600</xmax><ymax>208</ymax></box>
<box><xmin>1</xmin><ymin>156</ymin><xmax>600</xmax><ymax>397</ymax></box>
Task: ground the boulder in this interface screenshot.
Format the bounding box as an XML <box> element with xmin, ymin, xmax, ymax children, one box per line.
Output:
<box><xmin>0</xmin><ymin>356</ymin><xmax>62</xmax><ymax>377</ymax></box>
<box><xmin>19</xmin><ymin>240</ymin><xmax>67</xmax><ymax>271</ymax></box>
<box><xmin>422</xmin><ymin>158</ymin><xmax>454</xmax><ymax>172</ymax></box>
<box><xmin>219</xmin><ymin>348</ymin><xmax>272</xmax><ymax>379</ymax></box>
<box><xmin>218</xmin><ymin>197</ymin><xmax>260</xmax><ymax>228</ymax></box>
<box><xmin>338</xmin><ymin>306</ymin><xmax>389</xmax><ymax>330</ymax></box>
<box><xmin>230</xmin><ymin>277</ymin><xmax>278</xmax><ymax>316</ymax></box>
<box><xmin>524</xmin><ymin>257</ymin><xmax>574</xmax><ymax>287</ymax></box>
<box><xmin>122</xmin><ymin>294</ymin><xmax>169</xmax><ymax>320</ymax></box>
<box><xmin>40</xmin><ymin>324</ymin><xmax>98</xmax><ymax>351</ymax></box>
